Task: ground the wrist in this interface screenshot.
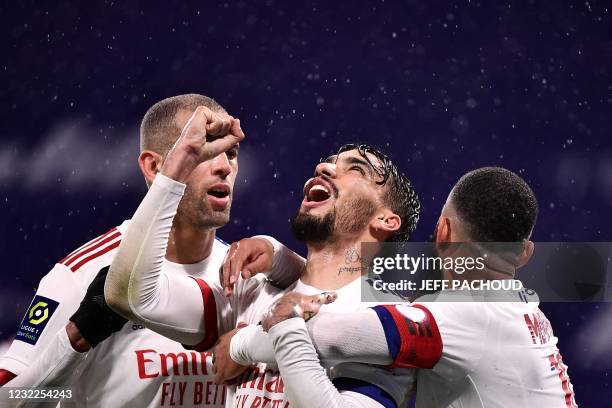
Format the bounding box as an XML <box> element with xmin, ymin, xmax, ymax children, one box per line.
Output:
<box><xmin>65</xmin><ymin>321</ymin><xmax>91</xmax><ymax>353</ymax></box>
<box><xmin>160</xmin><ymin>148</ymin><xmax>198</xmax><ymax>183</ymax></box>
<box><xmin>268</xmin><ymin>317</ymin><xmax>307</xmax><ymax>338</ymax></box>
<box><xmin>230</xmin><ymin>324</ymin><xmax>257</xmax><ymax>365</ymax></box>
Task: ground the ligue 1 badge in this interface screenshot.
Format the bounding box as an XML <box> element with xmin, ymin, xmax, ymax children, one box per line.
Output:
<box><xmin>15</xmin><ymin>295</ymin><xmax>59</xmax><ymax>345</ymax></box>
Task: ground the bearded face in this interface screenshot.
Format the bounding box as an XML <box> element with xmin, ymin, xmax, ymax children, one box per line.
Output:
<box><xmin>290</xmin><ymin>210</ymin><xmax>335</xmax><ymax>243</ymax></box>
<box><xmin>291</xmin><ymin>185</ymin><xmax>378</xmax><ymax>243</ymax></box>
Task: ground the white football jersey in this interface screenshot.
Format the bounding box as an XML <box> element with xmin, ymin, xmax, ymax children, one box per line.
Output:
<box><xmin>0</xmin><ymin>221</ymin><xmax>229</xmax><ymax>408</ymax></box>
<box><xmin>191</xmin><ymin>277</ymin><xmax>415</xmax><ymax>408</ymax></box>
<box><xmin>374</xmin><ymin>288</ymin><xmax>578</xmax><ymax>407</ymax></box>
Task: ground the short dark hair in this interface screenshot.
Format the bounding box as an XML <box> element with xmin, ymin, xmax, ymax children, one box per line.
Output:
<box><xmin>450</xmin><ymin>167</ymin><xmax>538</xmax><ymax>242</ymax></box>
<box><xmin>140</xmin><ymin>94</ymin><xmax>226</xmax><ymax>156</ymax></box>
<box><xmin>334</xmin><ymin>143</ymin><xmax>421</xmax><ymax>242</ymax></box>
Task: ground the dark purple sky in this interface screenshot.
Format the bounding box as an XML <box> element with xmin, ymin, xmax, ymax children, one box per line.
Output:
<box><xmin>1</xmin><ymin>1</ymin><xmax>610</xmax><ymax>404</ymax></box>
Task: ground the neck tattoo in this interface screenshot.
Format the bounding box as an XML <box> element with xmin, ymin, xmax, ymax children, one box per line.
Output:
<box><xmin>338</xmin><ymin>246</ymin><xmax>362</xmax><ymax>275</ymax></box>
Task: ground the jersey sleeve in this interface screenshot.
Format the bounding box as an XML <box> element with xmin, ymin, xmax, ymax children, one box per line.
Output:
<box><xmin>370</xmin><ymin>304</ymin><xmax>442</xmax><ymax>369</ymax></box>
<box><xmin>104</xmin><ymin>174</ymin><xmax>218</xmax><ymax>346</ymax></box>
<box><xmin>269</xmin><ymin>318</ymin><xmax>396</xmax><ymax>408</ymax></box>
<box><xmin>184</xmin><ymin>274</ymin><xmax>270</xmax><ymax>351</ymax></box>
<box><xmin>229</xmin><ymin>324</ymin><xmax>276</xmax><ymax>367</ymax></box>
<box><xmin>4</xmin><ymin>327</ymin><xmax>87</xmax><ymax>388</ymax></box>
<box><xmin>182</xmin><ymin>278</ymin><xmax>233</xmax><ymax>351</ymax></box>
<box><xmin>230</xmin><ymin>309</ymin><xmax>393</xmax><ymax>368</ymax></box>
<box><xmin>0</xmin><ymin>263</ymin><xmax>86</xmax><ymax>376</ymax></box>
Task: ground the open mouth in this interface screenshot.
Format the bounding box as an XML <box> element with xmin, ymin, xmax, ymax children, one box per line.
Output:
<box><xmin>306</xmin><ymin>184</ymin><xmax>331</xmax><ymax>202</ymax></box>
<box><xmin>208</xmin><ymin>188</ymin><xmax>230</xmax><ymax>199</ymax></box>
<box><xmin>207</xmin><ymin>184</ymin><xmax>231</xmax><ymax>206</ymax></box>
<box><xmin>303</xmin><ymin>177</ymin><xmax>334</xmax><ymax>207</ymax></box>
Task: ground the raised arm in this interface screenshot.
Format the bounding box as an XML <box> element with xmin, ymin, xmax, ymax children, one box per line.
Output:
<box><xmin>104</xmin><ymin>106</ymin><xmax>244</xmax><ymax>345</ymax></box>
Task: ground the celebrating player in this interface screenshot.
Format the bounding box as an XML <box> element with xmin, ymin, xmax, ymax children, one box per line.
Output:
<box><xmin>254</xmin><ymin>167</ymin><xmax>578</xmax><ymax>407</ymax></box>
<box><xmin>0</xmin><ymin>94</ymin><xmax>303</xmax><ymax>407</ymax></box>
<box><xmin>105</xmin><ymin>142</ymin><xmax>421</xmax><ymax>407</ymax></box>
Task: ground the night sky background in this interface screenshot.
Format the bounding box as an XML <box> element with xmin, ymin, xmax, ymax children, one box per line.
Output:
<box><xmin>1</xmin><ymin>1</ymin><xmax>611</xmax><ymax>405</ymax></box>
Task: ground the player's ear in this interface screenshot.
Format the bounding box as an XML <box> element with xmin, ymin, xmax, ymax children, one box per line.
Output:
<box><xmin>435</xmin><ymin>216</ymin><xmax>451</xmax><ymax>243</ymax></box>
<box><xmin>517</xmin><ymin>240</ymin><xmax>535</xmax><ymax>268</ymax></box>
<box><xmin>138</xmin><ymin>150</ymin><xmax>163</xmax><ymax>187</ymax></box>
<box><xmin>372</xmin><ymin>211</ymin><xmax>401</xmax><ymax>239</ymax></box>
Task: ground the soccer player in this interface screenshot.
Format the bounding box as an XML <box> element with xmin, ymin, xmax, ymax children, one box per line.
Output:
<box><xmin>0</xmin><ymin>94</ymin><xmax>303</xmax><ymax>407</ymax></box>
<box><xmin>254</xmin><ymin>167</ymin><xmax>578</xmax><ymax>407</ymax></box>
<box><xmin>105</xmin><ymin>142</ymin><xmax>421</xmax><ymax>407</ymax></box>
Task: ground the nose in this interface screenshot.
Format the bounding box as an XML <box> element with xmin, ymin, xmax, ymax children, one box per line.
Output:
<box><xmin>315</xmin><ymin>161</ymin><xmax>336</xmax><ymax>178</ymax></box>
<box><xmin>211</xmin><ymin>152</ymin><xmax>232</xmax><ymax>178</ymax></box>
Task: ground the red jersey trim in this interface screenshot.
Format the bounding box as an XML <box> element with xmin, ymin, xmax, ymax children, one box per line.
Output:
<box><xmin>62</xmin><ymin>231</ymin><xmax>122</xmax><ymax>269</ymax></box>
<box><xmin>549</xmin><ymin>353</ymin><xmax>578</xmax><ymax>408</ymax></box>
<box><xmin>58</xmin><ymin>227</ymin><xmax>118</xmax><ymax>264</ymax></box>
<box><xmin>0</xmin><ymin>369</ymin><xmax>16</xmax><ymax>386</ymax></box>
<box><xmin>183</xmin><ymin>278</ymin><xmax>219</xmax><ymax>351</ymax></box>
<box><xmin>68</xmin><ymin>239</ymin><xmax>121</xmax><ymax>272</ymax></box>
<box><xmin>385</xmin><ymin>304</ymin><xmax>443</xmax><ymax>369</ymax></box>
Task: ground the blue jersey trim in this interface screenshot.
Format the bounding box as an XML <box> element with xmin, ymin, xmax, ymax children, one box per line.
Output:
<box><xmin>333</xmin><ymin>377</ymin><xmax>396</xmax><ymax>408</ymax></box>
<box><xmin>371</xmin><ymin>305</ymin><xmax>401</xmax><ymax>360</ymax></box>
<box><xmin>215</xmin><ymin>236</ymin><xmax>229</xmax><ymax>246</ymax></box>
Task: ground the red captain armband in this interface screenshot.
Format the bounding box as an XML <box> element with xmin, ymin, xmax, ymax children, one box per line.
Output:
<box><xmin>182</xmin><ymin>278</ymin><xmax>219</xmax><ymax>352</ymax></box>
<box><xmin>371</xmin><ymin>304</ymin><xmax>442</xmax><ymax>369</ymax></box>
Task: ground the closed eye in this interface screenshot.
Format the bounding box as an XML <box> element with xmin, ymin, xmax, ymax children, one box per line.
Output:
<box><xmin>349</xmin><ymin>165</ymin><xmax>366</xmax><ymax>175</ymax></box>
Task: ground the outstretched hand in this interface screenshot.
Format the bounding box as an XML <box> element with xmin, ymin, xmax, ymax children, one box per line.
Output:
<box><xmin>220</xmin><ymin>238</ymin><xmax>276</xmax><ymax>297</ymax></box>
<box><xmin>261</xmin><ymin>292</ymin><xmax>337</xmax><ymax>332</ymax></box>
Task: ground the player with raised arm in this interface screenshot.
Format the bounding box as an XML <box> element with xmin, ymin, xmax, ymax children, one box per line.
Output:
<box><xmin>256</xmin><ymin>167</ymin><xmax>578</xmax><ymax>407</ymax></box>
<box><xmin>105</xmin><ymin>143</ymin><xmax>421</xmax><ymax>408</ymax></box>
<box><xmin>0</xmin><ymin>94</ymin><xmax>304</xmax><ymax>408</ymax></box>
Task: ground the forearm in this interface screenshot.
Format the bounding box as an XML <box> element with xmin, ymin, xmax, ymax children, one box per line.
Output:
<box><xmin>308</xmin><ymin>311</ymin><xmax>392</xmax><ymax>366</ymax></box>
<box><xmin>270</xmin><ymin>319</ymin><xmax>384</xmax><ymax>408</ymax></box>
<box><xmin>5</xmin><ymin>327</ymin><xmax>87</xmax><ymax>389</ymax></box>
<box><xmin>230</xmin><ymin>324</ymin><xmax>277</xmax><ymax>367</ymax></box>
<box><xmin>230</xmin><ymin>311</ymin><xmax>391</xmax><ymax>368</ymax></box>
<box><xmin>105</xmin><ymin>173</ymin><xmax>207</xmax><ymax>345</ymax></box>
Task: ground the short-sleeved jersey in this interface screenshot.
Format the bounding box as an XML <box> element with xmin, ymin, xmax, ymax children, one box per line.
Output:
<box><xmin>191</xmin><ymin>277</ymin><xmax>415</xmax><ymax>408</ymax></box>
<box><xmin>0</xmin><ymin>221</ymin><xmax>229</xmax><ymax>408</ymax></box>
<box><xmin>373</xmin><ymin>289</ymin><xmax>577</xmax><ymax>408</ymax></box>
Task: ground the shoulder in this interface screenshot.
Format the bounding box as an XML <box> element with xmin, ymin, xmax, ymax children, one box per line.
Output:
<box><xmin>55</xmin><ymin>221</ymin><xmax>128</xmax><ymax>283</ymax></box>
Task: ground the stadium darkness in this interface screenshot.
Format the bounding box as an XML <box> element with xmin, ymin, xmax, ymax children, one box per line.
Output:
<box><xmin>1</xmin><ymin>1</ymin><xmax>610</xmax><ymax>405</ymax></box>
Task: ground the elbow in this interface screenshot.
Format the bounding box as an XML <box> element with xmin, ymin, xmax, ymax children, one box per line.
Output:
<box><xmin>104</xmin><ymin>265</ymin><xmax>132</xmax><ymax>319</ymax></box>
